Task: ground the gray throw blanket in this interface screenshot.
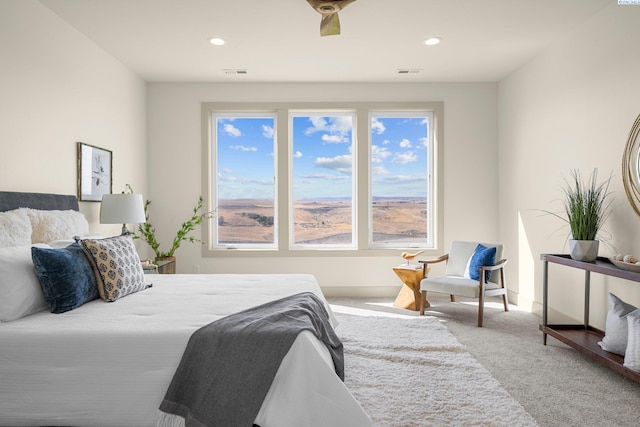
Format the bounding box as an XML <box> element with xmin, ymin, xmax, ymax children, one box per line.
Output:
<box><xmin>158</xmin><ymin>292</ymin><xmax>344</xmax><ymax>427</ymax></box>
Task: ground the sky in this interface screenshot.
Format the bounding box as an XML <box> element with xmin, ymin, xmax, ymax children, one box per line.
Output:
<box><xmin>215</xmin><ymin>114</ymin><xmax>430</xmax><ymax>200</ymax></box>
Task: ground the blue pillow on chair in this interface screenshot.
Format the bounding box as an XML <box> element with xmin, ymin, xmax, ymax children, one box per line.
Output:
<box><xmin>31</xmin><ymin>242</ymin><xmax>98</xmax><ymax>313</ymax></box>
<box><xmin>469</xmin><ymin>244</ymin><xmax>497</xmax><ymax>281</ymax></box>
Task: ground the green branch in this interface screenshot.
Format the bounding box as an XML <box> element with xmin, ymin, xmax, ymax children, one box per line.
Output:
<box><xmin>130</xmin><ymin>189</ymin><xmax>215</xmax><ymax>258</ymax></box>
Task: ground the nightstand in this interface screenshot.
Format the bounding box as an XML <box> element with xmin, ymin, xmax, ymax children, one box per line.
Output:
<box><xmin>143</xmin><ymin>260</ymin><xmax>175</xmax><ymax>274</ymax></box>
<box><xmin>392</xmin><ymin>264</ymin><xmax>429</xmax><ymax>311</ymax></box>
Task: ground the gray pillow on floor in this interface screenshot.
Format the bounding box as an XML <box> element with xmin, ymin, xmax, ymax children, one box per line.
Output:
<box><xmin>598</xmin><ymin>293</ymin><xmax>638</xmax><ymax>356</ymax></box>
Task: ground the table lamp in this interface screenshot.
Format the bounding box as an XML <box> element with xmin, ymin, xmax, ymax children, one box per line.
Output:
<box><xmin>100</xmin><ymin>193</ymin><xmax>146</xmax><ymax>235</ymax></box>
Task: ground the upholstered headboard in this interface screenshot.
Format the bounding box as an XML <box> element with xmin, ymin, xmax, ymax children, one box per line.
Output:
<box><xmin>0</xmin><ymin>191</ymin><xmax>79</xmax><ymax>212</ymax></box>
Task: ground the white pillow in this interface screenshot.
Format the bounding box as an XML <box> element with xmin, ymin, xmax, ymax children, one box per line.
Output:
<box><xmin>20</xmin><ymin>208</ymin><xmax>90</xmax><ymax>244</ymax></box>
<box><xmin>0</xmin><ymin>243</ymin><xmax>50</xmax><ymax>321</ymax></box>
<box><xmin>598</xmin><ymin>293</ymin><xmax>638</xmax><ymax>356</ymax></box>
<box><xmin>0</xmin><ymin>209</ymin><xmax>32</xmax><ymax>248</ymax></box>
<box><xmin>49</xmin><ymin>234</ymin><xmax>103</xmax><ymax>249</ymax></box>
<box><xmin>624</xmin><ymin>311</ymin><xmax>640</xmax><ymax>372</ymax></box>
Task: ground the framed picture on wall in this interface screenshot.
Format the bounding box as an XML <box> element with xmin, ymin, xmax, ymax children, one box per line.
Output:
<box><xmin>77</xmin><ymin>142</ymin><xmax>112</xmax><ymax>202</ymax></box>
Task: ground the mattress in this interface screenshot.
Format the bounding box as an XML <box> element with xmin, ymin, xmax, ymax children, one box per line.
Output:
<box><xmin>0</xmin><ymin>273</ymin><xmax>370</xmax><ymax>427</ymax></box>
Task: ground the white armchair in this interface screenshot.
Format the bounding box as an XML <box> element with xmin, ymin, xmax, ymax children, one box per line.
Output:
<box><xmin>418</xmin><ymin>241</ymin><xmax>508</xmax><ymax>327</ymax></box>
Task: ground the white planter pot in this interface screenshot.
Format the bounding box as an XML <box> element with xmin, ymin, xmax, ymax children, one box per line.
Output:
<box><xmin>569</xmin><ymin>239</ymin><xmax>599</xmax><ymax>262</ymax></box>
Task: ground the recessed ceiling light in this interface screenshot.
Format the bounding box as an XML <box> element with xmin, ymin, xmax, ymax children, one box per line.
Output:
<box><xmin>424</xmin><ymin>37</ymin><xmax>441</xmax><ymax>46</ymax></box>
<box><xmin>209</xmin><ymin>37</ymin><xmax>225</xmax><ymax>46</ymax></box>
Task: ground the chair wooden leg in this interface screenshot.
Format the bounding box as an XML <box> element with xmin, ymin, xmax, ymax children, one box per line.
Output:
<box><xmin>449</xmin><ymin>295</ymin><xmax>456</xmax><ymax>302</ymax></box>
<box><xmin>477</xmin><ymin>293</ymin><xmax>484</xmax><ymax>327</ymax></box>
<box><xmin>419</xmin><ymin>291</ymin><xmax>426</xmax><ymax>315</ymax></box>
<box><xmin>501</xmin><ymin>269</ymin><xmax>509</xmax><ymax>312</ymax></box>
<box><xmin>502</xmin><ymin>294</ymin><xmax>509</xmax><ymax>312</ymax></box>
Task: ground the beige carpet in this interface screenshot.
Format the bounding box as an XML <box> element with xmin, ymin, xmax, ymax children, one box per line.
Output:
<box><xmin>330</xmin><ymin>296</ymin><xmax>640</xmax><ymax>427</ymax></box>
<box><xmin>336</xmin><ymin>314</ymin><xmax>538</xmax><ymax>427</ymax></box>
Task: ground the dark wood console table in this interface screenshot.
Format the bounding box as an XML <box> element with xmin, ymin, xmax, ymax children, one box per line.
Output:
<box><xmin>540</xmin><ymin>254</ymin><xmax>640</xmax><ymax>383</ymax></box>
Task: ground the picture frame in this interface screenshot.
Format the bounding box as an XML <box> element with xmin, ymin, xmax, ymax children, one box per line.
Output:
<box><xmin>77</xmin><ymin>142</ymin><xmax>112</xmax><ymax>202</ymax></box>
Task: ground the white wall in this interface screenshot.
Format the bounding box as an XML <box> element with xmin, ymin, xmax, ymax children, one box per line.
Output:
<box><xmin>147</xmin><ymin>82</ymin><xmax>499</xmax><ymax>295</ymax></box>
<box><xmin>499</xmin><ymin>3</ymin><xmax>640</xmax><ymax>326</ymax></box>
<box><xmin>0</xmin><ymin>0</ymin><xmax>147</xmax><ymax>236</ymax></box>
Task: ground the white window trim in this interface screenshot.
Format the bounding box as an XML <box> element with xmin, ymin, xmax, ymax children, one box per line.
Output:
<box><xmin>201</xmin><ymin>102</ymin><xmax>444</xmax><ymax>258</ymax></box>
<box><xmin>211</xmin><ymin>111</ymin><xmax>279</xmax><ymax>250</ymax></box>
<box><xmin>368</xmin><ymin>110</ymin><xmax>435</xmax><ymax>249</ymax></box>
<box><xmin>289</xmin><ymin>110</ymin><xmax>357</xmax><ymax>250</ymax></box>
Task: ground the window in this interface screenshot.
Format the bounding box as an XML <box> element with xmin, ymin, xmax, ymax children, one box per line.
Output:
<box><xmin>369</xmin><ymin>112</ymin><xmax>433</xmax><ymax>248</ymax></box>
<box><xmin>203</xmin><ymin>102</ymin><xmax>442</xmax><ymax>255</ymax></box>
<box><xmin>291</xmin><ymin>112</ymin><xmax>356</xmax><ymax>248</ymax></box>
<box><xmin>213</xmin><ymin>113</ymin><xmax>276</xmax><ymax>248</ymax></box>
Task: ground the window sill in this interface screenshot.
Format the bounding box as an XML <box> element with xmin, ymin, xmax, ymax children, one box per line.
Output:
<box><xmin>203</xmin><ymin>247</ymin><xmax>438</xmax><ymax>258</ymax></box>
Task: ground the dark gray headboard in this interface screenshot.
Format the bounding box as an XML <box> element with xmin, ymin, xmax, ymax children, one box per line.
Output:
<box><xmin>0</xmin><ymin>191</ymin><xmax>79</xmax><ymax>212</ymax></box>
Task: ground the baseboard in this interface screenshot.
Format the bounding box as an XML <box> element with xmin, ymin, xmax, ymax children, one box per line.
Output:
<box><xmin>323</xmin><ymin>286</ymin><xmax>541</xmax><ymax>314</ymax></box>
<box><xmin>508</xmin><ymin>291</ymin><xmax>539</xmax><ymax>314</ymax></box>
<box><xmin>321</xmin><ymin>286</ymin><xmax>399</xmax><ymax>298</ymax></box>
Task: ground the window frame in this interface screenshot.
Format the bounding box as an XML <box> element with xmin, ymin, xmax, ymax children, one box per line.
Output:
<box><xmin>368</xmin><ymin>111</ymin><xmax>435</xmax><ymax>249</ymax></box>
<box><xmin>289</xmin><ymin>110</ymin><xmax>357</xmax><ymax>250</ymax></box>
<box><xmin>210</xmin><ymin>111</ymin><xmax>278</xmax><ymax>250</ymax></box>
<box><xmin>201</xmin><ymin>102</ymin><xmax>444</xmax><ymax>258</ymax></box>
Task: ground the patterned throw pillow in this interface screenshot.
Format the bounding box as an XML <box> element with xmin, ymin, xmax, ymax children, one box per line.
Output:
<box><xmin>79</xmin><ymin>234</ymin><xmax>149</xmax><ymax>302</ymax></box>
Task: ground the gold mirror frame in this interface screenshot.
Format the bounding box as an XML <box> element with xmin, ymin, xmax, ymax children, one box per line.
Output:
<box><xmin>622</xmin><ymin>113</ymin><xmax>640</xmax><ymax>216</ymax></box>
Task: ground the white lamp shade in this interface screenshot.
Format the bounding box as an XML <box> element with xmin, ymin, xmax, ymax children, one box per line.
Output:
<box><xmin>100</xmin><ymin>193</ymin><xmax>146</xmax><ymax>225</ymax></box>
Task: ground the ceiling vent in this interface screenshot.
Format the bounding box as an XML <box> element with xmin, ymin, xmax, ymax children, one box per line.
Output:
<box><xmin>397</xmin><ymin>69</ymin><xmax>422</xmax><ymax>74</ymax></box>
<box><xmin>223</xmin><ymin>69</ymin><xmax>248</xmax><ymax>74</ymax></box>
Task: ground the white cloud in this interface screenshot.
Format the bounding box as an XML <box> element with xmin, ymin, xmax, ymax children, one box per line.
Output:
<box><xmin>223</xmin><ymin>123</ymin><xmax>242</xmax><ymax>137</ymax></box>
<box><xmin>230</xmin><ymin>145</ymin><xmax>257</xmax><ymax>152</ymax></box>
<box><xmin>372</xmin><ymin>166</ymin><xmax>389</xmax><ymax>175</ymax></box>
<box><xmin>297</xmin><ymin>173</ymin><xmax>348</xmax><ymax>181</ymax></box>
<box><xmin>399</xmin><ymin>138</ymin><xmax>412</xmax><ymax>148</ymax></box>
<box><xmin>371</xmin><ymin>118</ymin><xmax>386</xmax><ymax>134</ymax></box>
<box><xmin>322</xmin><ymin>134</ymin><xmax>346</xmax><ymax>144</ymax></box>
<box><xmin>262</xmin><ymin>125</ymin><xmax>274</xmax><ymax>139</ymax></box>
<box><xmin>304</xmin><ymin>116</ymin><xmax>353</xmax><ymax>134</ymax></box>
<box><xmin>306</xmin><ymin>116</ymin><xmax>327</xmax><ymax>133</ymax></box>
<box><xmin>315</xmin><ymin>154</ymin><xmax>353</xmax><ymax>174</ymax></box>
<box><xmin>420</xmin><ymin>137</ymin><xmax>428</xmax><ymax>147</ymax></box>
<box><xmin>392</xmin><ymin>151</ymin><xmax>417</xmax><ymax>164</ymax></box>
<box><xmin>380</xmin><ymin>174</ymin><xmax>425</xmax><ymax>184</ymax></box>
<box><xmin>371</xmin><ymin>145</ymin><xmax>392</xmax><ymax>163</ymax></box>
<box><xmin>293</xmin><ymin>151</ymin><xmax>303</xmax><ymax>158</ymax></box>
<box><xmin>219</xmin><ymin>175</ymin><xmax>271</xmax><ymax>185</ymax></box>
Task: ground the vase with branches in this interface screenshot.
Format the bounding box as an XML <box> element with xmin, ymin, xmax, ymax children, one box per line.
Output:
<box><xmin>127</xmin><ymin>186</ymin><xmax>215</xmax><ymax>268</ymax></box>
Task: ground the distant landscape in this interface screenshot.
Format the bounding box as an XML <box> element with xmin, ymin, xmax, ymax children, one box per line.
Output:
<box><xmin>216</xmin><ymin>197</ymin><xmax>428</xmax><ymax>245</ymax></box>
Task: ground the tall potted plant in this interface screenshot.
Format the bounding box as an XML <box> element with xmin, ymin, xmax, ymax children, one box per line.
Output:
<box><xmin>133</xmin><ymin>195</ymin><xmax>215</xmax><ymax>272</ymax></box>
<box><xmin>556</xmin><ymin>169</ymin><xmax>613</xmax><ymax>262</ymax></box>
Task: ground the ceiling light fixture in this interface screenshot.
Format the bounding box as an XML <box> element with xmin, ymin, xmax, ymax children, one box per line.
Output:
<box><xmin>424</xmin><ymin>37</ymin><xmax>441</xmax><ymax>46</ymax></box>
<box><xmin>208</xmin><ymin>37</ymin><xmax>225</xmax><ymax>46</ymax></box>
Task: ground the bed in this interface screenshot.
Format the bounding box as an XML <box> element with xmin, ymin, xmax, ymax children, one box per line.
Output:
<box><xmin>0</xmin><ymin>191</ymin><xmax>371</xmax><ymax>427</ymax></box>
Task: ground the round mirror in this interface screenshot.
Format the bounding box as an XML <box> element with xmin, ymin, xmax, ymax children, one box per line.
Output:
<box><xmin>622</xmin><ymin>113</ymin><xmax>640</xmax><ymax>216</ymax></box>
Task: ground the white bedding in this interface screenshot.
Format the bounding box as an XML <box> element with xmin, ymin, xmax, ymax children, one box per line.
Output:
<box><xmin>0</xmin><ymin>273</ymin><xmax>371</xmax><ymax>427</ymax></box>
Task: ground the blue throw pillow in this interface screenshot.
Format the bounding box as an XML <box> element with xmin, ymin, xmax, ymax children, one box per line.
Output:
<box><xmin>469</xmin><ymin>244</ymin><xmax>497</xmax><ymax>281</ymax></box>
<box><xmin>31</xmin><ymin>242</ymin><xmax>98</xmax><ymax>313</ymax></box>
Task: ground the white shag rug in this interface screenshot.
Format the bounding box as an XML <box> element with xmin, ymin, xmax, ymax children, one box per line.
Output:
<box><xmin>337</xmin><ymin>315</ymin><xmax>538</xmax><ymax>427</ymax></box>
